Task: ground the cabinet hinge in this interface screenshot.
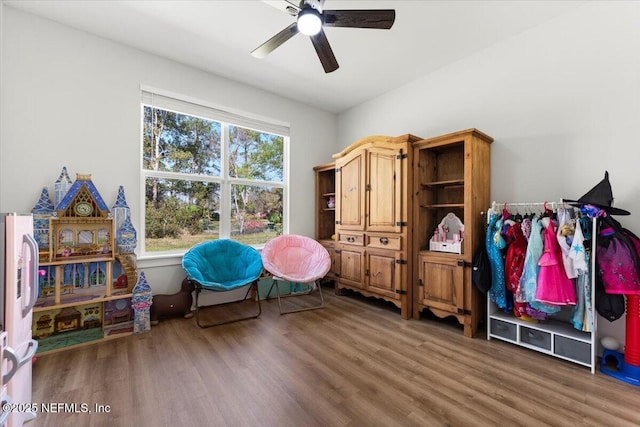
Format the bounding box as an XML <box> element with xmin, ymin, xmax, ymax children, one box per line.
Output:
<box><xmin>335</xmin><ymin>220</ymin><xmax>340</xmax><ymax>225</ymax></box>
<box><xmin>365</xmin><ymin>184</ymin><xmax>371</xmax><ymax>191</ymax></box>
<box><xmin>395</xmin><ymin>289</ymin><xmax>407</xmax><ymax>295</ymax></box>
<box><xmin>396</xmin><ymin>221</ymin><xmax>408</xmax><ymax>227</ymax></box>
<box><xmin>457</xmin><ymin>260</ymin><xmax>465</xmax><ymax>267</ymax></box>
<box><xmin>365</xmin><ymin>269</ymin><xmax>370</xmax><ymax>277</ymax></box>
<box><xmin>418</xmin><ymin>279</ymin><xmax>423</xmax><ymax>287</ymax></box>
<box><xmin>396</xmin><ymin>153</ymin><xmax>408</xmax><ymax>160</ymax></box>
<box><xmin>395</xmin><ymin>259</ymin><xmax>407</xmax><ymax>265</ymax></box>
<box><xmin>335</xmin><ymin>167</ymin><xmax>341</xmax><ymax>173</ymax></box>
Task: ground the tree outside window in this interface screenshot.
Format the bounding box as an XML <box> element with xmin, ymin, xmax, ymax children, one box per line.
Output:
<box><xmin>141</xmin><ymin>96</ymin><xmax>286</xmax><ymax>254</ymax></box>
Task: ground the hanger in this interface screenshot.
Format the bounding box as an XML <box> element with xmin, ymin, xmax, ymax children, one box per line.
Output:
<box><xmin>513</xmin><ymin>206</ymin><xmax>523</xmax><ymax>223</ymax></box>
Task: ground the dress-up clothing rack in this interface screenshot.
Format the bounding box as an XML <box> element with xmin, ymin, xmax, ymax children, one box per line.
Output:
<box><xmin>485</xmin><ymin>200</ymin><xmax>597</xmax><ymax>373</ymax></box>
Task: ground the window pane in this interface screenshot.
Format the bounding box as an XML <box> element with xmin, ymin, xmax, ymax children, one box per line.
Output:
<box><xmin>229</xmin><ymin>125</ymin><xmax>283</xmax><ymax>182</ymax></box>
<box><xmin>145</xmin><ymin>177</ymin><xmax>220</xmax><ymax>252</ymax></box>
<box><xmin>143</xmin><ymin>106</ymin><xmax>221</xmax><ymax>176</ymax></box>
<box><xmin>230</xmin><ymin>184</ymin><xmax>283</xmax><ymax>246</ymax></box>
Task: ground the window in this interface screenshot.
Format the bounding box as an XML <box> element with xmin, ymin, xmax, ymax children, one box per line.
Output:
<box><xmin>141</xmin><ymin>89</ymin><xmax>288</xmax><ymax>255</ymax></box>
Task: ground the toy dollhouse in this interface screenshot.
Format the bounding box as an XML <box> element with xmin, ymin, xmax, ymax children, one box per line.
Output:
<box><xmin>31</xmin><ymin>168</ymin><xmax>139</xmax><ymax>354</ymax></box>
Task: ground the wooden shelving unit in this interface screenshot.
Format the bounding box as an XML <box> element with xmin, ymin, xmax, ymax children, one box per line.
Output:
<box><xmin>412</xmin><ymin>129</ymin><xmax>492</xmax><ymax>337</ymax></box>
<box><xmin>314</xmin><ymin>162</ymin><xmax>338</xmax><ymax>281</ymax></box>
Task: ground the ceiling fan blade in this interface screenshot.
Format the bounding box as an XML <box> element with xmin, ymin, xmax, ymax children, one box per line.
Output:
<box><xmin>251</xmin><ymin>23</ymin><xmax>299</xmax><ymax>59</ymax></box>
<box><xmin>262</xmin><ymin>0</ymin><xmax>300</xmax><ymax>16</ymax></box>
<box><xmin>310</xmin><ymin>28</ymin><xmax>339</xmax><ymax>73</ymax></box>
<box><xmin>322</xmin><ymin>9</ymin><xmax>395</xmax><ymax>29</ymax></box>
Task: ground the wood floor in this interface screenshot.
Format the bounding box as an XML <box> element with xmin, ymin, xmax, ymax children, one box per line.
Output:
<box><xmin>31</xmin><ymin>287</ymin><xmax>640</xmax><ymax>427</ymax></box>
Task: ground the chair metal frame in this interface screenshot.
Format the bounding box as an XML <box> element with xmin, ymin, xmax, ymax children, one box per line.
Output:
<box><xmin>265</xmin><ymin>276</ymin><xmax>325</xmax><ymax>315</ymax></box>
<box><xmin>192</xmin><ymin>278</ymin><xmax>261</xmax><ymax>328</ymax></box>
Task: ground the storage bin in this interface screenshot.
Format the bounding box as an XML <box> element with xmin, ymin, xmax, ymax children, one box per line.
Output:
<box><xmin>554</xmin><ymin>336</ymin><xmax>591</xmax><ymax>364</ymax></box>
<box><xmin>490</xmin><ymin>318</ymin><xmax>517</xmax><ymax>341</ymax></box>
<box><xmin>521</xmin><ymin>326</ymin><xmax>551</xmax><ymax>351</ymax></box>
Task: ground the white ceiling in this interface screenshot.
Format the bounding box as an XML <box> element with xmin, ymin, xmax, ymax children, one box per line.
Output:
<box><xmin>5</xmin><ymin>0</ymin><xmax>584</xmax><ymax>113</ymax></box>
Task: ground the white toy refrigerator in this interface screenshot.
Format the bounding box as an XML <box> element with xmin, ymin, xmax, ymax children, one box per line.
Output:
<box><xmin>1</xmin><ymin>213</ymin><xmax>39</xmax><ymax>426</ymax></box>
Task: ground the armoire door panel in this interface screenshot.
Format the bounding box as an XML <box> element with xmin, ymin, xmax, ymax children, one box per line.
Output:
<box><xmin>366</xmin><ymin>250</ymin><xmax>402</xmax><ymax>299</ymax></box>
<box><xmin>336</xmin><ymin>150</ymin><xmax>365</xmax><ymax>231</ymax></box>
<box><xmin>367</xmin><ymin>148</ymin><xmax>403</xmax><ymax>233</ymax></box>
<box><xmin>418</xmin><ymin>255</ymin><xmax>464</xmax><ymax>314</ymax></box>
<box><xmin>338</xmin><ymin>247</ymin><xmax>364</xmax><ymax>288</ymax></box>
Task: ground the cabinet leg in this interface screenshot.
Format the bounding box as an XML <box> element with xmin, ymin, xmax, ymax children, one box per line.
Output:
<box><xmin>401</xmin><ymin>305</ymin><xmax>410</xmax><ymax>320</ymax></box>
<box><xmin>463</xmin><ymin>319</ymin><xmax>477</xmax><ymax>338</ymax></box>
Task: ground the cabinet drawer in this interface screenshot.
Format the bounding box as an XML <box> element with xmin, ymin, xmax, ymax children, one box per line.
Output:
<box><xmin>521</xmin><ymin>327</ymin><xmax>551</xmax><ymax>351</ymax></box>
<box><xmin>338</xmin><ymin>232</ymin><xmax>364</xmax><ymax>246</ymax></box>
<box><xmin>366</xmin><ymin>234</ymin><xmax>401</xmax><ymax>251</ymax></box>
<box><xmin>490</xmin><ymin>318</ymin><xmax>516</xmax><ymax>341</ymax></box>
<box><xmin>554</xmin><ymin>336</ymin><xmax>591</xmax><ymax>364</ymax></box>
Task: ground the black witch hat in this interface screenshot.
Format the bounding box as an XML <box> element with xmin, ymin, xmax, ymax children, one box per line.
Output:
<box><xmin>563</xmin><ymin>171</ymin><xmax>630</xmax><ymax>216</ymax></box>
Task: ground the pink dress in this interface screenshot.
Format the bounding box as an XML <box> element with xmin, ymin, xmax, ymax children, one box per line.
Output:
<box><xmin>536</xmin><ymin>220</ymin><xmax>576</xmax><ymax>305</ymax></box>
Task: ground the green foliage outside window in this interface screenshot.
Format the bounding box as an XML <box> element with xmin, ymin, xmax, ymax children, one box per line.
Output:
<box><xmin>142</xmin><ymin>102</ymin><xmax>285</xmax><ymax>252</ymax></box>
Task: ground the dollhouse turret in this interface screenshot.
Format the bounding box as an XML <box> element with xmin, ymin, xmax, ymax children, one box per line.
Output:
<box><xmin>112</xmin><ymin>186</ymin><xmax>130</xmax><ymax>227</ymax></box>
<box><xmin>112</xmin><ymin>186</ymin><xmax>137</xmax><ymax>254</ymax></box>
<box><xmin>31</xmin><ymin>187</ymin><xmax>54</xmax><ymax>251</ymax></box>
<box><xmin>132</xmin><ymin>272</ymin><xmax>152</xmax><ymax>334</ymax></box>
<box><xmin>54</xmin><ymin>166</ymin><xmax>72</xmax><ymax>209</ymax></box>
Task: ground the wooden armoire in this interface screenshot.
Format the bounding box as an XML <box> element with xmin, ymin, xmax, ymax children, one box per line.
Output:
<box><xmin>332</xmin><ymin>134</ymin><xmax>422</xmax><ymax>319</ymax></box>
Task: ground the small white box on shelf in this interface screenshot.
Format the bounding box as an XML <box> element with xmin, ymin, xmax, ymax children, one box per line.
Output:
<box><xmin>429</xmin><ymin>239</ymin><xmax>462</xmax><ymax>254</ymax></box>
<box><xmin>429</xmin><ymin>212</ymin><xmax>464</xmax><ymax>254</ymax></box>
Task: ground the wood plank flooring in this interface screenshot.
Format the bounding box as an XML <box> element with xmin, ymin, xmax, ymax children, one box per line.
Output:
<box><xmin>31</xmin><ymin>287</ymin><xmax>640</xmax><ymax>427</ymax></box>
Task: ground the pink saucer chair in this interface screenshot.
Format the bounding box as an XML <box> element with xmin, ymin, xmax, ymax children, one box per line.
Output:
<box><xmin>261</xmin><ymin>234</ymin><xmax>331</xmax><ymax>314</ymax></box>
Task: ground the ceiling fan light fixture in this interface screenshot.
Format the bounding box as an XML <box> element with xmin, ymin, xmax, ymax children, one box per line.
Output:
<box><xmin>297</xmin><ymin>7</ymin><xmax>322</xmax><ymax>36</ymax></box>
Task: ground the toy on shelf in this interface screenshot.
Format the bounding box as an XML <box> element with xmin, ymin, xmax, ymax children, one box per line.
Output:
<box><xmin>327</xmin><ymin>196</ymin><xmax>335</xmax><ymax>208</ymax></box>
<box><xmin>429</xmin><ymin>212</ymin><xmax>464</xmax><ymax>254</ymax></box>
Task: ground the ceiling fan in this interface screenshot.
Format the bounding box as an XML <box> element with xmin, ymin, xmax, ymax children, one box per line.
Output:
<box><xmin>251</xmin><ymin>0</ymin><xmax>396</xmax><ymax>73</ymax></box>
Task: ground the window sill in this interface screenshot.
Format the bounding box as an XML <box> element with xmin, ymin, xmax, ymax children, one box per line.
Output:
<box><xmin>137</xmin><ymin>245</ymin><xmax>265</xmax><ymax>269</ymax></box>
<box><xmin>137</xmin><ymin>253</ymin><xmax>184</xmax><ymax>268</ymax></box>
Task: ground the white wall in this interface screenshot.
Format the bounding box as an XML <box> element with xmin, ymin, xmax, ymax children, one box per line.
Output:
<box><xmin>337</xmin><ymin>1</ymin><xmax>640</xmax><ymax>346</ymax></box>
<box><xmin>0</xmin><ymin>6</ymin><xmax>338</xmax><ymax>293</ymax></box>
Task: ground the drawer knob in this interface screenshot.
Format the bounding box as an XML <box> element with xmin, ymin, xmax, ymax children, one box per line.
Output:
<box><xmin>379</xmin><ymin>237</ymin><xmax>389</xmax><ymax>245</ymax></box>
<box><xmin>347</xmin><ymin>236</ymin><xmax>355</xmax><ymax>243</ymax></box>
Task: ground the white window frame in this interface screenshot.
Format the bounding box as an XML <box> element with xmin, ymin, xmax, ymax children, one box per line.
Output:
<box><xmin>140</xmin><ymin>86</ymin><xmax>289</xmax><ymax>257</ymax></box>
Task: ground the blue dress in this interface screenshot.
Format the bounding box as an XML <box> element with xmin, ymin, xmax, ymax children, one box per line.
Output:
<box><xmin>487</xmin><ymin>213</ymin><xmax>507</xmax><ymax>310</ymax></box>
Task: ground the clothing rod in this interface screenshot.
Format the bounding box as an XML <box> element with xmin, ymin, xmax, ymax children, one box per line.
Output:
<box><xmin>491</xmin><ymin>201</ymin><xmax>564</xmax><ymax>207</ymax></box>
<box><xmin>490</xmin><ymin>201</ymin><xmax>566</xmax><ymax>212</ymax></box>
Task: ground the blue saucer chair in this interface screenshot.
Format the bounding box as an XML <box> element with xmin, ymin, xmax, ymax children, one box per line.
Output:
<box><xmin>182</xmin><ymin>239</ymin><xmax>263</xmax><ymax>328</ymax></box>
